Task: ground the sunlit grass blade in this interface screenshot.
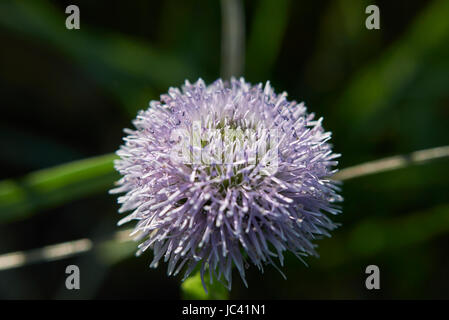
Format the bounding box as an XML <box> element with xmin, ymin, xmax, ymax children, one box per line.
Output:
<box><xmin>333</xmin><ymin>145</ymin><xmax>449</xmax><ymax>181</ymax></box>
<box><xmin>0</xmin><ymin>228</ymin><xmax>133</xmax><ymax>271</ymax></box>
<box><xmin>0</xmin><ymin>154</ymin><xmax>117</xmax><ymax>223</ymax></box>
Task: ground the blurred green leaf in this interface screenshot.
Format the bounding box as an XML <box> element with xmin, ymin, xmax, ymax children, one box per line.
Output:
<box><xmin>0</xmin><ymin>154</ymin><xmax>117</xmax><ymax>223</ymax></box>
<box><xmin>246</xmin><ymin>0</ymin><xmax>290</xmax><ymax>81</ymax></box>
<box><xmin>181</xmin><ymin>270</ymin><xmax>229</xmax><ymax>300</ymax></box>
<box><xmin>335</xmin><ymin>0</ymin><xmax>449</xmax><ymax>129</ymax></box>
<box><xmin>304</xmin><ymin>0</ymin><xmax>374</xmax><ymax>93</ymax></box>
<box><xmin>0</xmin><ymin>0</ymin><xmax>197</xmax><ymax>116</ymax></box>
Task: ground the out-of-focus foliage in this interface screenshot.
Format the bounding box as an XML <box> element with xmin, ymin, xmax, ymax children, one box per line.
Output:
<box><xmin>0</xmin><ymin>1</ymin><xmax>197</xmax><ymax>116</ymax></box>
<box><xmin>246</xmin><ymin>0</ymin><xmax>290</xmax><ymax>81</ymax></box>
<box><xmin>0</xmin><ymin>0</ymin><xmax>448</xmax><ymax>299</ymax></box>
<box><xmin>0</xmin><ymin>154</ymin><xmax>117</xmax><ymax>223</ymax></box>
<box><xmin>181</xmin><ymin>270</ymin><xmax>229</xmax><ymax>300</ymax></box>
<box><xmin>334</xmin><ymin>0</ymin><xmax>449</xmax><ymax>147</ymax></box>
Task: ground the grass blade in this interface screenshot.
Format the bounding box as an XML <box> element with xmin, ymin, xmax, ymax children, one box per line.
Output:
<box><xmin>0</xmin><ymin>154</ymin><xmax>117</xmax><ymax>223</ymax></box>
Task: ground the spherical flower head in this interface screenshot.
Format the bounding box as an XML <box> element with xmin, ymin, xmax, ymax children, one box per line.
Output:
<box><xmin>111</xmin><ymin>78</ymin><xmax>342</xmax><ymax>291</ymax></box>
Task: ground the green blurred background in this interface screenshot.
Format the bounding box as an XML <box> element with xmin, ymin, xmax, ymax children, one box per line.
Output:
<box><xmin>0</xmin><ymin>0</ymin><xmax>448</xmax><ymax>299</ymax></box>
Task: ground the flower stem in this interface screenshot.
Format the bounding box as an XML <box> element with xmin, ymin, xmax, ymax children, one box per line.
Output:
<box><xmin>220</xmin><ymin>0</ymin><xmax>245</xmax><ymax>79</ymax></box>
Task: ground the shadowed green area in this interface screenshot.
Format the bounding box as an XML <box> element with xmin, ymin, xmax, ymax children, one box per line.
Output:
<box><xmin>246</xmin><ymin>0</ymin><xmax>290</xmax><ymax>81</ymax></box>
<box><xmin>0</xmin><ymin>0</ymin><xmax>197</xmax><ymax>116</ymax></box>
<box><xmin>348</xmin><ymin>204</ymin><xmax>449</xmax><ymax>256</ymax></box>
<box><xmin>316</xmin><ymin>203</ymin><xmax>449</xmax><ymax>268</ymax></box>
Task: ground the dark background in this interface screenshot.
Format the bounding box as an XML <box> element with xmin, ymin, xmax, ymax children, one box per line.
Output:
<box><xmin>0</xmin><ymin>0</ymin><xmax>448</xmax><ymax>299</ymax></box>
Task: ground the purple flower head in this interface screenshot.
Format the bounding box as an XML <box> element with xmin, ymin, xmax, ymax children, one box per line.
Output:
<box><xmin>111</xmin><ymin>78</ymin><xmax>342</xmax><ymax>290</ymax></box>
